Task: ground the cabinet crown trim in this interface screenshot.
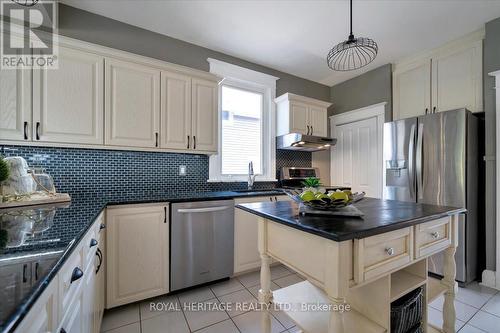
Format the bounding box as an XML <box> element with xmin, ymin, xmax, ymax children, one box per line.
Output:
<box><xmin>275</xmin><ymin>93</ymin><xmax>332</xmax><ymax>108</ymax></box>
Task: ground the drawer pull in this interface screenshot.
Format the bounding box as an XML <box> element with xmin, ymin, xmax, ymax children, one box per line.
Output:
<box><xmin>385</xmin><ymin>247</ymin><xmax>395</xmax><ymax>256</ymax></box>
<box><xmin>60</xmin><ymin>329</ymin><xmax>67</xmax><ymax>333</ymax></box>
<box><xmin>96</xmin><ymin>248</ymin><xmax>103</xmax><ymax>274</ymax></box>
<box><xmin>90</xmin><ymin>238</ymin><xmax>98</xmax><ymax>247</ymax></box>
<box><xmin>100</xmin><ymin>223</ymin><xmax>106</xmax><ymax>230</ymax></box>
<box><xmin>431</xmin><ymin>231</ymin><xmax>440</xmax><ymax>239</ymax></box>
<box><xmin>70</xmin><ymin>267</ymin><xmax>84</xmax><ymax>284</ymax></box>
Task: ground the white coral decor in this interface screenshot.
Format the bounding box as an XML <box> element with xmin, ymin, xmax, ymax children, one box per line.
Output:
<box><xmin>1</xmin><ymin>157</ymin><xmax>36</xmax><ymax>196</ymax></box>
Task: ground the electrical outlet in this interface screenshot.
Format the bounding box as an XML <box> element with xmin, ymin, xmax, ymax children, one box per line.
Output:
<box><xmin>179</xmin><ymin>165</ymin><xmax>187</xmax><ymax>176</ymax></box>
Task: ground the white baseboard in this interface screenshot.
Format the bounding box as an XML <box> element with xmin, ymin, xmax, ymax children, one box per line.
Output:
<box><xmin>481</xmin><ymin>269</ymin><xmax>499</xmax><ymax>290</ymax></box>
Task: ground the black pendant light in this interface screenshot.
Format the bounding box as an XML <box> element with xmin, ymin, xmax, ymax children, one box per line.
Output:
<box><xmin>327</xmin><ymin>0</ymin><xmax>378</xmax><ymax>71</ymax></box>
<box><xmin>10</xmin><ymin>0</ymin><xmax>39</xmax><ymax>7</ymax></box>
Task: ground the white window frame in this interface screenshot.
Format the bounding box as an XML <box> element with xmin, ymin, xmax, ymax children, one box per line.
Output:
<box><xmin>207</xmin><ymin>58</ymin><xmax>279</xmax><ymax>182</ymax></box>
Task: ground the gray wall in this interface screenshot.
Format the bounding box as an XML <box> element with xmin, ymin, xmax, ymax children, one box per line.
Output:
<box><xmin>329</xmin><ymin>64</ymin><xmax>393</xmax><ymax>121</ymax></box>
<box><xmin>58</xmin><ymin>4</ymin><xmax>330</xmax><ymax>102</ymax></box>
<box><xmin>484</xmin><ymin>18</ymin><xmax>500</xmax><ymax>271</ymax></box>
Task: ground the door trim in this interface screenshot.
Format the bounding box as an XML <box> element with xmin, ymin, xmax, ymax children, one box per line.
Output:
<box><xmin>329</xmin><ymin>102</ymin><xmax>386</xmax><ymax>198</ymax></box>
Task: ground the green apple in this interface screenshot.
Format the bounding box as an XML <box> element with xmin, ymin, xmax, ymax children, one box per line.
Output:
<box><xmin>300</xmin><ymin>191</ymin><xmax>316</xmax><ymax>202</ymax></box>
<box><xmin>332</xmin><ymin>191</ymin><xmax>349</xmax><ymax>202</ymax></box>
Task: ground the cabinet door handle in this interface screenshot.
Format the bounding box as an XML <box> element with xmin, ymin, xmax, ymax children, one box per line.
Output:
<box><xmin>425</xmin><ymin>108</ymin><xmax>428</xmax><ymax>115</ymax></box>
<box><xmin>306</xmin><ymin>125</ymin><xmax>310</xmax><ymax>135</ymax></box>
<box><xmin>95</xmin><ymin>248</ymin><xmax>103</xmax><ymax>274</ymax></box>
<box><xmin>310</xmin><ymin>126</ymin><xmax>313</xmax><ymax>135</ymax></box>
<box><xmin>155</xmin><ymin>132</ymin><xmax>159</xmax><ymax>147</ymax></box>
<box><xmin>60</xmin><ymin>329</ymin><xmax>67</xmax><ymax>333</ymax></box>
<box><xmin>433</xmin><ymin>106</ymin><xmax>437</xmax><ymax>113</ymax></box>
<box><xmin>90</xmin><ymin>238</ymin><xmax>98</xmax><ymax>247</ymax></box>
<box><xmin>385</xmin><ymin>247</ymin><xmax>395</xmax><ymax>256</ymax></box>
<box><xmin>70</xmin><ymin>267</ymin><xmax>83</xmax><ymax>284</ymax></box>
<box><xmin>35</xmin><ymin>262</ymin><xmax>39</xmax><ymax>280</ymax></box>
<box><xmin>164</xmin><ymin>206</ymin><xmax>167</xmax><ymax>223</ymax></box>
<box><xmin>35</xmin><ymin>122</ymin><xmax>40</xmax><ymax>140</ymax></box>
<box><xmin>23</xmin><ymin>121</ymin><xmax>28</xmax><ymax>140</ymax></box>
<box><xmin>193</xmin><ymin>136</ymin><xmax>196</xmax><ymax>149</ymax></box>
<box><xmin>431</xmin><ymin>231</ymin><xmax>440</xmax><ymax>239</ymax></box>
<box><xmin>187</xmin><ymin>135</ymin><xmax>190</xmax><ymax>149</ymax></box>
<box><xmin>23</xmin><ymin>264</ymin><xmax>28</xmax><ymax>283</ymax></box>
<box><xmin>99</xmin><ymin>223</ymin><xmax>106</xmax><ymax>231</ymax></box>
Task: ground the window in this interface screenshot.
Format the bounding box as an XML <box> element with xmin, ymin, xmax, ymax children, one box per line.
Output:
<box><xmin>208</xmin><ymin>59</ymin><xmax>279</xmax><ymax>182</ymax></box>
<box><xmin>221</xmin><ymin>85</ymin><xmax>263</xmax><ymax>175</ymax></box>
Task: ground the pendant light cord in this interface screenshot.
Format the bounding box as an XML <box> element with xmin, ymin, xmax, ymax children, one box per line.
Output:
<box><xmin>351</xmin><ymin>0</ymin><xmax>354</xmax><ymax>36</ymax></box>
<box><xmin>349</xmin><ymin>0</ymin><xmax>354</xmax><ymax>41</ymax></box>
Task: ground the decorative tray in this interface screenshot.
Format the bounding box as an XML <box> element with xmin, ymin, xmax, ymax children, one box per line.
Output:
<box><xmin>283</xmin><ymin>189</ymin><xmax>365</xmax><ymax>217</ymax></box>
<box><xmin>0</xmin><ymin>192</ymin><xmax>71</xmax><ymax>209</ymax></box>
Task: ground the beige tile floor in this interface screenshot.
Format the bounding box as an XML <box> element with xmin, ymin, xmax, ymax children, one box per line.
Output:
<box><xmin>428</xmin><ymin>281</ymin><xmax>500</xmax><ymax>332</ymax></box>
<box><xmin>101</xmin><ymin>264</ymin><xmax>301</xmax><ymax>333</ymax></box>
<box><xmin>101</xmin><ymin>264</ymin><xmax>500</xmax><ymax>333</ymax></box>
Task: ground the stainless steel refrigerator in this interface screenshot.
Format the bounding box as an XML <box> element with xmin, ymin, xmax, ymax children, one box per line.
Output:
<box><xmin>383</xmin><ymin>108</ymin><xmax>481</xmax><ymax>284</ymax></box>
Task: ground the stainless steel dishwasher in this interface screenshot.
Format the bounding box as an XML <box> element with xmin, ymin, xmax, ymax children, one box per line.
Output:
<box><xmin>170</xmin><ymin>200</ymin><xmax>234</xmax><ymax>291</ymax></box>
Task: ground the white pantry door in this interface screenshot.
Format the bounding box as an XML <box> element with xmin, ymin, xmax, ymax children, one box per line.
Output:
<box><xmin>331</xmin><ymin>112</ymin><xmax>382</xmax><ymax>198</ymax></box>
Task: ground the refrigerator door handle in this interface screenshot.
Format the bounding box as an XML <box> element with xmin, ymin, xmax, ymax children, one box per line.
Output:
<box><xmin>416</xmin><ymin>123</ymin><xmax>424</xmax><ymax>200</ymax></box>
<box><xmin>408</xmin><ymin>124</ymin><xmax>416</xmax><ymax>200</ymax></box>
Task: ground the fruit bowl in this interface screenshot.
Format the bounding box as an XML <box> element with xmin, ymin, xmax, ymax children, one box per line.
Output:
<box><xmin>283</xmin><ymin>189</ymin><xmax>365</xmax><ymax>211</ymax></box>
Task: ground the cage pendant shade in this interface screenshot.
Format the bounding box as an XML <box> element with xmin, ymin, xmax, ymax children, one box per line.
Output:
<box><xmin>11</xmin><ymin>0</ymin><xmax>39</xmax><ymax>7</ymax></box>
<box><xmin>327</xmin><ymin>0</ymin><xmax>378</xmax><ymax>71</ymax></box>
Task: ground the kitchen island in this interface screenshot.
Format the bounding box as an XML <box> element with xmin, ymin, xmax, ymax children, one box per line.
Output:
<box><xmin>237</xmin><ymin>198</ymin><xmax>465</xmax><ymax>333</ymax></box>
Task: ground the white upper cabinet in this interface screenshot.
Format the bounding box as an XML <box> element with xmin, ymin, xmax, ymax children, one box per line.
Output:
<box><xmin>276</xmin><ymin>93</ymin><xmax>331</xmax><ymax>137</ymax></box>
<box><xmin>393</xmin><ymin>59</ymin><xmax>431</xmax><ymax>120</ymax></box>
<box><xmin>289</xmin><ymin>102</ymin><xmax>309</xmax><ymax>134</ymax></box>
<box><xmin>160</xmin><ymin>71</ymin><xmax>192</xmax><ymax>150</ymax></box>
<box><xmin>105</xmin><ymin>58</ymin><xmax>160</xmax><ymax>148</ymax></box>
<box><xmin>0</xmin><ymin>34</ymin><xmax>219</xmax><ymax>154</ymax></box>
<box><xmin>191</xmin><ymin>78</ymin><xmax>218</xmax><ymax>152</ymax></box>
<box><xmin>0</xmin><ymin>35</ymin><xmax>31</xmax><ymax>142</ymax></box>
<box><xmin>393</xmin><ymin>32</ymin><xmax>483</xmax><ymax>120</ymax></box>
<box><xmin>33</xmin><ymin>45</ymin><xmax>104</xmax><ymax>145</ymax></box>
<box><xmin>308</xmin><ymin>106</ymin><xmax>328</xmax><ymax>137</ymax></box>
<box><xmin>432</xmin><ymin>40</ymin><xmax>483</xmax><ymax>113</ymax></box>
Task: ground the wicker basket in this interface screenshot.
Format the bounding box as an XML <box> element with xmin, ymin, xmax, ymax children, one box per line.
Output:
<box><xmin>390</xmin><ymin>287</ymin><xmax>423</xmax><ymax>333</ymax></box>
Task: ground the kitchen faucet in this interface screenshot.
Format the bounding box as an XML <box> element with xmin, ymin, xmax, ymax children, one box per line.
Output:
<box><xmin>248</xmin><ymin>161</ymin><xmax>256</xmax><ymax>190</ymax></box>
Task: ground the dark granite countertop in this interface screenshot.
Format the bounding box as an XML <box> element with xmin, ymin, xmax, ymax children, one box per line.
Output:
<box><xmin>236</xmin><ymin>198</ymin><xmax>466</xmax><ymax>241</ymax></box>
<box><xmin>0</xmin><ymin>189</ymin><xmax>285</xmax><ymax>333</ymax></box>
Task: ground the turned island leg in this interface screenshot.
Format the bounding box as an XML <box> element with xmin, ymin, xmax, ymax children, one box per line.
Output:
<box><xmin>325</xmin><ymin>241</ymin><xmax>350</xmax><ymax>333</ymax></box>
<box><xmin>441</xmin><ymin>215</ymin><xmax>459</xmax><ymax>333</ymax></box>
<box><xmin>258</xmin><ymin>218</ymin><xmax>272</xmax><ymax>333</ymax></box>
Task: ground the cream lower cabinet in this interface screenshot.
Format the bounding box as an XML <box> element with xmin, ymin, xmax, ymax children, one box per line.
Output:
<box><xmin>13</xmin><ymin>277</ymin><xmax>59</xmax><ymax>333</ymax></box>
<box><xmin>33</xmin><ymin>45</ymin><xmax>104</xmax><ymax>145</ymax></box>
<box><xmin>14</xmin><ymin>213</ymin><xmax>105</xmax><ymax>333</ymax></box>
<box><xmin>105</xmin><ymin>58</ymin><xmax>160</xmax><ymax>148</ymax></box>
<box><xmin>106</xmin><ymin>204</ymin><xmax>169</xmax><ymax>308</ymax></box>
<box><xmin>234</xmin><ymin>195</ymin><xmax>289</xmax><ymax>274</ymax></box>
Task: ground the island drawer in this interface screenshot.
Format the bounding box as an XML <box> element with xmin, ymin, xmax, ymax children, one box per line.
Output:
<box><xmin>354</xmin><ymin>227</ymin><xmax>413</xmax><ymax>283</ymax></box>
<box><xmin>414</xmin><ymin>217</ymin><xmax>451</xmax><ymax>258</ymax></box>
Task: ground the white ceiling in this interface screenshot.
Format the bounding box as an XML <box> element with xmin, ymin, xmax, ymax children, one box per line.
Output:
<box><xmin>60</xmin><ymin>0</ymin><xmax>500</xmax><ymax>87</ymax></box>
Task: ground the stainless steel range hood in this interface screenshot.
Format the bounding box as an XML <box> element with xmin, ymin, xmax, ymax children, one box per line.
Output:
<box><xmin>276</xmin><ymin>133</ymin><xmax>336</xmax><ymax>152</ymax></box>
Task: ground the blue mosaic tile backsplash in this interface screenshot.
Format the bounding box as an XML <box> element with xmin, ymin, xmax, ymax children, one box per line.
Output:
<box><xmin>0</xmin><ymin>145</ymin><xmax>311</xmax><ymax>195</ymax></box>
